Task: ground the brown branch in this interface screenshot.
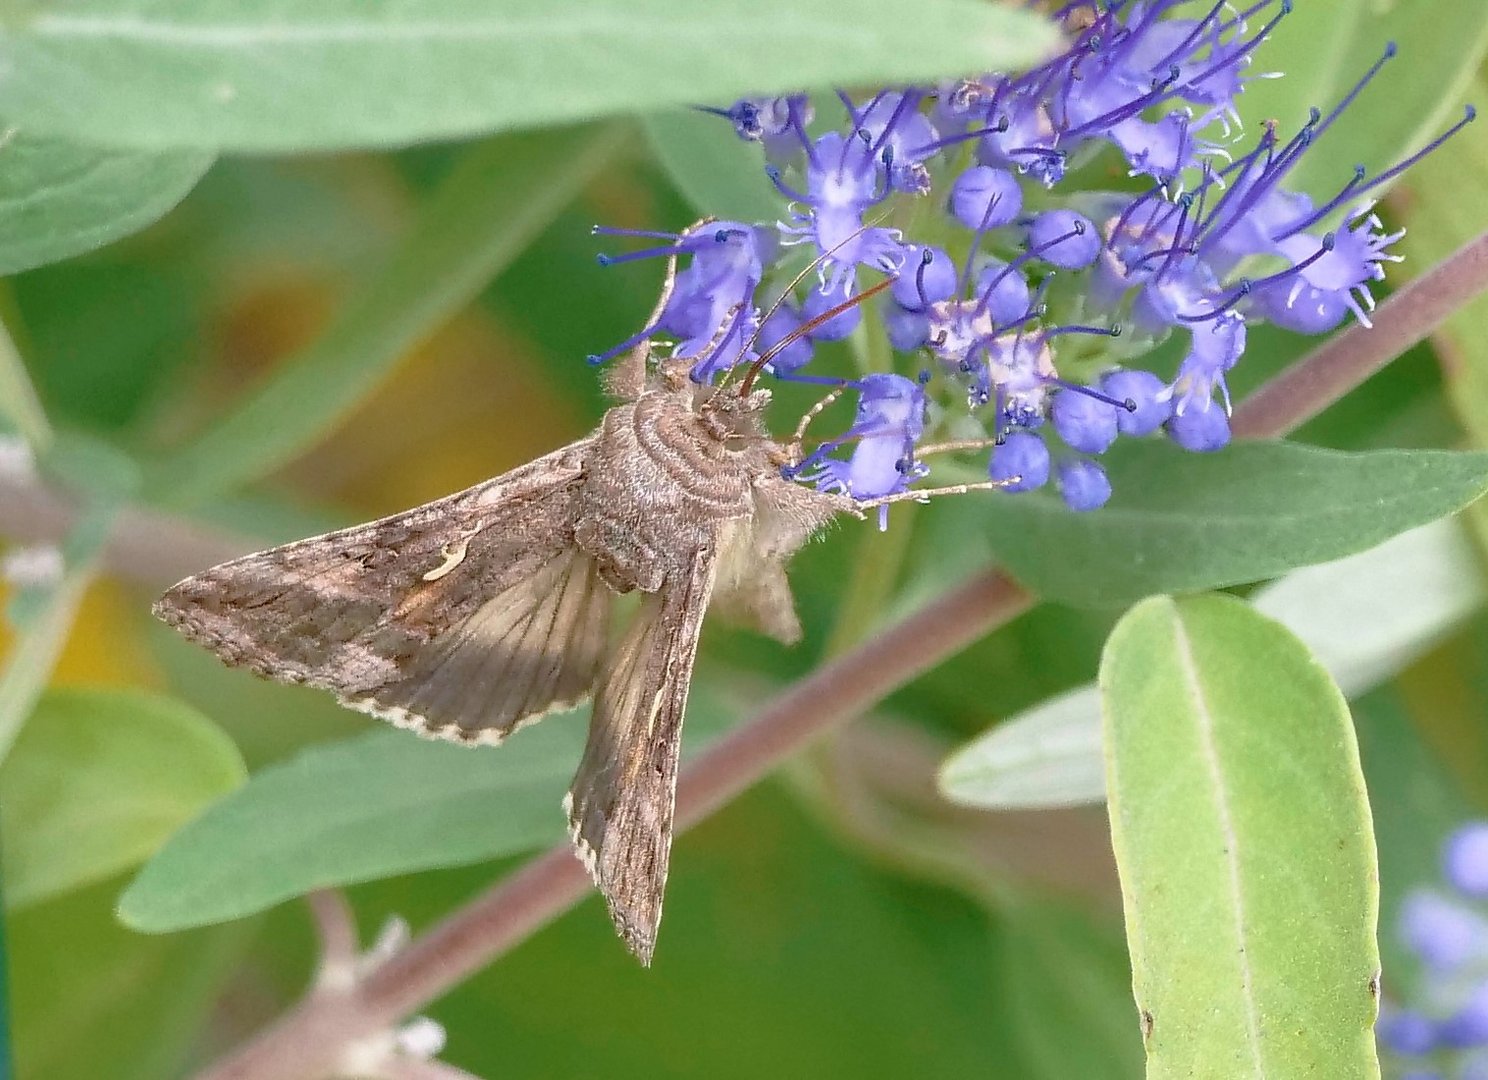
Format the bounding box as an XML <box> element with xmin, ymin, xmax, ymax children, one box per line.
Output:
<box><xmin>306</xmin><ymin>891</ymin><xmax>360</xmax><ymax>993</ymax></box>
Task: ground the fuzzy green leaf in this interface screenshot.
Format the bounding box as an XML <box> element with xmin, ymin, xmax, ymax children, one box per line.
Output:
<box><xmin>1100</xmin><ymin>594</ymin><xmax>1379</xmax><ymax>1078</ymax></box>
<box><xmin>1</xmin><ymin>689</ymin><xmax>246</xmax><ymax>909</ymax></box>
<box><xmin>0</xmin><ymin>131</ymin><xmax>211</xmax><ymax>275</ymax></box>
<box><xmin>643</xmin><ymin>110</ymin><xmax>782</xmax><ymax>223</ymax></box>
<box><xmin>120</xmin><ymin>692</ymin><xmax>730</xmax><ymax>931</ymax></box>
<box><xmin>941</xmin><ymin>518</ymin><xmax>1484</xmax><ymax>811</ymax></box>
<box><xmin>0</xmin><ymin>0</ymin><xmax>1058</xmax><ymax>152</ymax></box>
<box><xmin>975</xmin><ymin>441</ymin><xmax>1488</xmax><ymax>608</ymax></box>
<box><xmin>1241</xmin><ymin>0</ymin><xmax>1488</xmax><ymax>204</ymax></box>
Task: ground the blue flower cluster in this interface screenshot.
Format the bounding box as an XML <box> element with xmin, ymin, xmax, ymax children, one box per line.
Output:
<box><xmin>594</xmin><ymin>0</ymin><xmax>1473</xmax><ymax>514</ymax></box>
<box><xmin>1380</xmin><ymin>823</ymin><xmax>1488</xmax><ymax>1079</ymax></box>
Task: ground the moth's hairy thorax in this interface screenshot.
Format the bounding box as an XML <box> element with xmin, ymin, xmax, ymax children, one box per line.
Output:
<box><xmin>575</xmin><ymin>385</ymin><xmax>771</xmax><ymax>593</ymax></box>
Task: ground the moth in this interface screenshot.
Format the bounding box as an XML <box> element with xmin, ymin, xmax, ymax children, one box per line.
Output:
<box><xmin>154</xmin><ymin>251</ymin><xmax>866</xmax><ymax>965</ymax></box>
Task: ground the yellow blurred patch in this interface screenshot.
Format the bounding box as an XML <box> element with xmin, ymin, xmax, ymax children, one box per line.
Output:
<box><xmin>286</xmin><ymin>308</ymin><xmax>586</xmax><ymax>512</ymax></box>
<box><xmin>0</xmin><ymin>578</ymin><xmax>162</xmax><ymax>689</ymax></box>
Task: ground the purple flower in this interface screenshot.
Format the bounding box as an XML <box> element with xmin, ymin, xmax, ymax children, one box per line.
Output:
<box><xmin>973</xmin><ymin>258</ymin><xmax>1033</xmax><ymax>326</ymax></box>
<box><xmin>591</xmin><ymin>221</ymin><xmax>766</xmax><ymax>381</ymax></box>
<box><xmin>1401</xmin><ymin>890</ymin><xmax>1488</xmax><ymax>973</ymax></box>
<box><xmin>948</xmin><ymin>166</ymin><xmax>1022</xmax><ymax>231</ymax></box>
<box><xmin>1447</xmin><ymin>823</ymin><xmax>1488</xmax><ymax>899</ymax></box>
<box><xmin>1051</xmin><ymin>387</ymin><xmax>1120</xmax><ymax>455</ymax></box>
<box><xmin>891</xmin><ymin>245</ymin><xmax>959</xmax><ymax>311</ymax></box>
<box><xmin>883</xmin><ymin>301</ymin><xmax>930</xmax><ymax>352</ymax></box>
<box><xmin>1028</xmin><ymin>210</ymin><xmax>1100</xmax><ymax>270</ymax></box>
<box><xmin>1442</xmin><ymin>982</ymin><xmax>1488</xmax><ymax>1049</ymax></box>
<box><xmin>798</xmin><ymin>373</ymin><xmax>926</xmax><ymax>528</ymax></box>
<box><xmin>1057</xmin><ymin>459</ymin><xmax>1112</xmax><ymax>512</ymax></box>
<box><xmin>755</xmin><ymin>302</ymin><xmax>813</xmax><ymax>375</ymax></box>
<box><xmin>1102</xmin><ymin>369</ymin><xmax>1171</xmax><ymax>436</ymax></box>
<box><xmin>704</xmin><ymin>94</ymin><xmax>813</xmax><ymax>160</ymax></box>
<box><xmin>1169</xmin><ymin>312</ymin><xmax>1246</xmax><ymax>416</ymax></box>
<box><xmin>1379</xmin><ymin>1010</ymin><xmax>1439</xmax><ymax>1056</ymax></box>
<box><xmin>1108</xmin><ymin>113</ymin><xmax>1223</xmax><ymax>185</ymax></box>
<box><xmin>854</xmin><ymin>90</ymin><xmax>940</xmax><ymax>194</ymax></box>
<box><xmin>774</xmin><ymin>129</ymin><xmax>907</xmax><ymax>294</ymax></box>
<box><xmin>801</xmin><ymin>280</ymin><xmax>863</xmax><ymax>342</ymax></box>
<box><xmin>1167</xmin><ymin>400</ymin><xmax>1231</xmax><ymax>452</ymax></box>
<box><xmin>1252</xmin><ymin>209</ymin><xmax>1404</xmax><ymax>333</ymax></box>
<box><xmin>990</xmin><ymin>431</ymin><xmax>1049</xmax><ymax>492</ymax></box>
<box><xmin>588</xmin><ymin>3</ymin><xmax>1472</xmax><ymax>516</ymax></box>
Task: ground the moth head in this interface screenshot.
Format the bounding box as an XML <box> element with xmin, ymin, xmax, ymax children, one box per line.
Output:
<box><xmin>689</xmin><ymin>382</ymin><xmax>772</xmax><ymax>449</ymax></box>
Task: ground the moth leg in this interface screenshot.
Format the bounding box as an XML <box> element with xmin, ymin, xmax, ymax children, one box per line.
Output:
<box><xmin>751</xmin><ymin>477</ymin><xmax>857</xmax><ymax>557</ymax></box>
<box><xmin>785</xmin><ymin>385</ymin><xmax>849</xmax><ymax>466</ymax></box>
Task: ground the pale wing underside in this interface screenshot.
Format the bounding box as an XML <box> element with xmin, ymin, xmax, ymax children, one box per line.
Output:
<box><xmin>564</xmin><ymin>543</ymin><xmax>718</xmax><ymax>965</ymax></box>
<box><xmin>350</xmin><ymin>547</ymin><xmax>609</xmax><ymax>743</ymax></box>
<box><xmin>154</xmin><ymin>441</ymin><xmax>609</xmax><ymax>743</ymax></box>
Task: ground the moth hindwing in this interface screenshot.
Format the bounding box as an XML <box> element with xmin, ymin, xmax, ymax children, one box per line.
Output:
<box><xmin>155</xmin><ymin>368</ymin><xmax>852</xmax><ymax>963</ymax></box>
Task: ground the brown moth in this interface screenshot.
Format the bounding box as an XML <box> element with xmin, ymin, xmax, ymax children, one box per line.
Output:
<box><xmin>154</xmin><ymin>246</ymin><xmax>860</xmax><ymax>965</ymax></box>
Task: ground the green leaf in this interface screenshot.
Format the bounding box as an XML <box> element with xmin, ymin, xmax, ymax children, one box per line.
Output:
<box><xmin>973</xmin><ymin>440</ymin><xmax>1488</xmax><ymax>608</ymax></box>
<box><xmin>11</xmin><ymin>877</ymin><xmax>249</xmax><ymax>1080</ymax></box>
<box><xmin>941</xmin><ymin>517</ymin><xmax>1484</xmax><ymax>811</ymax></box>
<box><xmin>120</xmin><ymin>691</ymin><xmax>730</xmax><ymax>932</ymax></box>
<box><xmin>1</xmin><ymin>688</ymin><xmax>245</xmax><ymax>909</ymax></box>
<box><xmin>1253</xmin><ymin>518</ymin><xmax>1486</xmax><ymax>693</ymax></box>
<box><xmin>1241</xmin><ymin>0</ymin><xmax>1488</xmax><ymax>204</ymax></box>
<box><xmin>643</xmin><ymin>110</ymin><xmax>782</xmax><ymax>223</ymax></box>
<box><xmin>148</xmin><ymin>124</ymin><xmax>627</xmax><ymax>505</ymax></box>
<box><xmin>938</xmin><ymin>685</ymin><xmax>1104</xmax><ymax>811</ymax></box>
<box><xmin>0</xmin><ymin>131</ymin><xmax>211</xmax><ymax>275</ymax></box>
<box><xmin>996</xmin><ymin>898</ymin><xmax>1142</xmax><ymax>1079</ymax></box>
<box><xmin>1100</xmin><ymin>594</ymin><xmax>1379</xmax><ymax>1078</ymax></box>
<box><xmin>0</xmin><ymin>0</ymin><xmax>1059</xmax><ymax>153</ymax></box>
<box><xmin>119</xmin><ymin>719</ymin><xmax>584</xmax><ymax>932</ymax></box>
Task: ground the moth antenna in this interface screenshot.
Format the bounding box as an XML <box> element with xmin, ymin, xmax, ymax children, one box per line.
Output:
<box><xmin>853</xmin><ymin>475</ymin><xmax>1023</xmax><ymax>510</ymax></box>
<box><xmin>731</xmin><ymin>216</ymin><xmax>887</xmax><ymax>374</ymax></box>
<box><xmin>738</xmin><ymin>274</ymin><xmax>899</xmax><ymax>397</ymax></box>
<box><xmin>722</xmin><ymin>210</ymin><xmax>898</xmax><ymax>396</ymax></box>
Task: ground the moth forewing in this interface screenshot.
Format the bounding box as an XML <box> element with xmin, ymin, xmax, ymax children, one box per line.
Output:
<box><xmin>152</xmin><ymin>439</ymin><xmax>603</xmax><ymax>744</ymax></box>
